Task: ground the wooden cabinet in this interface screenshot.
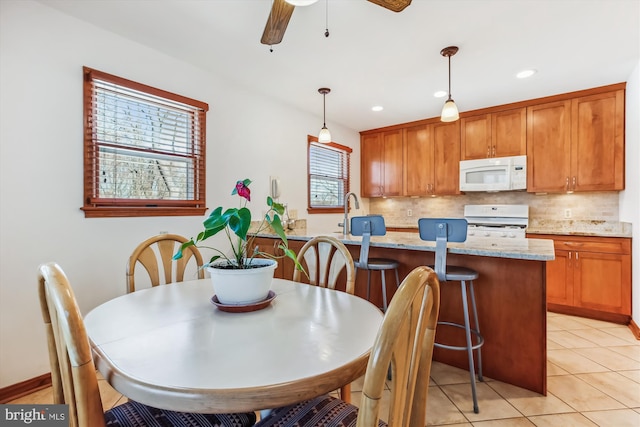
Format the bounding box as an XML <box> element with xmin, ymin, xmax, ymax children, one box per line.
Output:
<box><xmin>361</xmin><ymin>130</ymin><xmax>403</xmax><ymax>197</ymax></box>
<box><xmin>250</xmin><ymin>237</ymin><xmax>305</xmax><ymax>280</ymax></box>
<box><xmin>460</xmin><ymin>108</ymin><xmax>526</xmax><ymax>160</ymax></box>
<box><xmin>361</xmin><ymin>83</ymin><xmax>625</xmax><ymax>197</ymax></box>
<box><xmin>527</xmin><ymin>90</ymin><xmax>624</xmax><ymax>193</ymax></box>
<box><xmin>535</xmin><ymin>234</ymin><xmax>631</xmax><ymax>324</ymax></box>
<box><xmin>403</xmin><ymin>121</ymin><xmax>461</xmax><ymax>196</ymax></box>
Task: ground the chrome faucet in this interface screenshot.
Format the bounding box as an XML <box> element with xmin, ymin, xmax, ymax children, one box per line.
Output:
<box><xmin>340</xmin><ymin>192</ymin><xmax>360</xmax><ymax>237</ymax></box>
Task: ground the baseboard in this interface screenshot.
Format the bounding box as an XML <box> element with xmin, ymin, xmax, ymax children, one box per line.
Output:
<box><xmin>0</xmin><ymin>373</ymin><xmax>51</xmax><ymax>404</ymax></box>
<box><xmin>629</xmin><ymin>319</ymin><xmax>640</xmax><ymax>340</ymax></box>
<box><xmin>547</xmin><ymin>304</ymin><xmax>630</xmax><ymax>325</ymax></box>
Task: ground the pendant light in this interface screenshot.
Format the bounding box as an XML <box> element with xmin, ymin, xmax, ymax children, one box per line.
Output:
<box><xmin>318</xmin><ymin>88</ymin><xmax>331</xmax><ymax>143</ymax></box>
<box><xmin>440</xmin><ymin>46</ymin><xmax>460</xmax><ymax>122</ymax></box>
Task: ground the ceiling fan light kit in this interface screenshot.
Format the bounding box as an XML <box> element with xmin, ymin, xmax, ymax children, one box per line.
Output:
<box><xmin>284</xmin><ymin>0</ymin><xmax>319</xmax><ymax>5</ymax></box>
<box><xmin>440</xmin><ymin>45</ymin><xmax>460</xmax><ymax>122</ymax></box>
<box><xmin>318</xmin><ymin>87</ymin><xmax>332</xmax><ymax>143</ymax></box>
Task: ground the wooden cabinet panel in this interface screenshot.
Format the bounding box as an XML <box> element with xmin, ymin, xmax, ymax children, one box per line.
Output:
<box><xmin>493</xmin><ymin>108</ymin><xmax>527</xmax><ymax>157</ymax></box>
<box><xmin>533</xmin><ymin>234</ymin><xmax>631</xmax><ymax>323</ymax></box>
<box><xmin>361</xmin><ymin>133</ymin><xmax>384</xmax><ymax>197</ymax></box>
<box><xmin>461</xmin><ymin>114</ymin><xmax>491</xmax><ymax>160</ymax></box>
<box><xmin>546</xmin><ymin>248</ymin><xmax>573</xmax><ymax>306</ymax></box>
<box><xmin>575</xmin><ymin>250</ymin><xmax>630</xmax><ymax>314</ymax></box>
<box><xmin>403</xmin><ymin>122</ymin><xmax>460</xmax><ymax>196</ymax></box>
<box><xmin>571</xmin><ymin>90</ymin><xmax>625</xmax><ymax>191</ymax></box>
<box><xmin>526</xmin><ymin>101</ymin><xmax>572</xmax><ymax>192</ymax></box>
<box><xmin>403</xmin><ymin>124</ymin><xmax>432</xmax><ymax>196</ymax></box>
<box><xmin>360</xmin><ymin>130</ymin><xmax>403</xmax><ymax>197</ymax></box>
<box><xmin>461</xmin><ymin>108</ymin><xmax>526</xmax><ymax>160</ymax></box>
<box><xmin>433</xmin><ymin>121</ymin><xmax>461</xmax><ymax>195</ymax></box>
<box><xmin>527</xmin><ymin>89</ymin><xmax>624</xmax><ymax>193</ymax></box>
<box><xmin>250</xmin><ymin>237</ymin><xmax>305</xmax><ymax>279</ymax></box>
<box><xmin>382</xmin><ymin>130</ymin><xmax>403</xmax><ymax>196</ymax></box>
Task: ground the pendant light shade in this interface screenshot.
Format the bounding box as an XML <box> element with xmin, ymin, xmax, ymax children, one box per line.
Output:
<box><xmin>440</xmin><ymin>46</ymin><xmax>460</xmax><ymax>122</ymax></box>
<box><xmin>318</xmin><ymin>88</ymin><xmax>331</xmax><ymax>143</ymax></box>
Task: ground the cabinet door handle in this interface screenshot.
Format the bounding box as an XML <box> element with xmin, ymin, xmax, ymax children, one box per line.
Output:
<box><xmin>487</xmin><ymin>146</ymin><xmax>491</xmax><ymax>157</ymax></box>
<box><xmin>492</xmin><ymin>146</ymin><xmax>496</xmax><ymax>157</ymax></box>
<box><xmin>572</xmin><ymin>176</ymin><xmax>577</xmax><ymax>190</ymax></box>
<box><xmin>575</xmin><ymin>252</ymin><xmax>579</xmax><ymax>260</ymax></box>
<box><xmin>565</xmin><ymin>177</ymin><xmax>570</xmax><ymax>192</ymax></box>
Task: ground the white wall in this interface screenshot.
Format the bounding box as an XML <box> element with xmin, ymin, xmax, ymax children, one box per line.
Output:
<box><xmin>619</xmin><ymin>60</ymin><xmax>640</xmax><ymax>328</ymax></box>
<box><xmin>0</xmin><ymin>0</ymin><xmax>360</xmax><ymax>387</ymax></box>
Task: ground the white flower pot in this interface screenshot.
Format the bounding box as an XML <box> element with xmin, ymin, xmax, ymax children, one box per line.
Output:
<box><xmin>207</xmin><ymin>258</ymin><xmax>277</xmax><ymax>305</ymax></box>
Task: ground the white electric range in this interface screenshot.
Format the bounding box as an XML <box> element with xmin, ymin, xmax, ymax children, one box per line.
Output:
<box><xmin>464</xmin><ymin>204</ymin><xmax>529</xmax><ymax>239</ymax></box>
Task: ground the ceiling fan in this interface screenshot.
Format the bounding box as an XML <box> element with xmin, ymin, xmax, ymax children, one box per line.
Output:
<box><xmin>261</xmin><ymin>0</ymin><xmax>412</xmax><ymax>45</ymax></box>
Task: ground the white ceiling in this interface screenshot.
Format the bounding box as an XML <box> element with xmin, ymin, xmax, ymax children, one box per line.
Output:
<box><xmin>39</xmin><ymin>0</ymin><xmax>639</xmax><ymax>132</ymax></box>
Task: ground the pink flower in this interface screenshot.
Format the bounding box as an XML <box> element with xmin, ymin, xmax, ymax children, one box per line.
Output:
<box><xmin>234</xmin><ymin>180</ymin><xmax>251</xmax><ymax>201</ymax></box>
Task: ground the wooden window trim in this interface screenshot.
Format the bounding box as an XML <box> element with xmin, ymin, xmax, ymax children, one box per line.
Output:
<box><xmin>307</xmin><ymin>135</ymin><xmax>352</xmax><ymax>214</ymax></box>
<box><xmin>82</xmin><ymin>66</ymin><xmax>209</xmax><ymax>218</ymax></box>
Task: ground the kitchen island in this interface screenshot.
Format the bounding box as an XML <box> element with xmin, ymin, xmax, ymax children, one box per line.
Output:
<box><xmin>252</xmin><ymin>229</ymin><xmax>555</xmax><ymax>395</ymax></box>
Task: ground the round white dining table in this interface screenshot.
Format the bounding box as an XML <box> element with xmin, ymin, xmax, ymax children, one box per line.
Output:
<box><xmin>84</xmin><ymin>278</ymin><xmax>384</xmax><ymax>413</ymax></box>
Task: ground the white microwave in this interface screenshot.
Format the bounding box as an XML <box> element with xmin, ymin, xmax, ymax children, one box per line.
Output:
<box><xmin>459</xmin><ymin>155</ymin><xmax>527</xmax><ymax>192</ymax></box>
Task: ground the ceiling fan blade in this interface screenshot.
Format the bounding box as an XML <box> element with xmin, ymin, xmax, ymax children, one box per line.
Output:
<box><xmin>261</xmin><ymin>0</ymin><xmax>295</xmax><ymax>45</ymax></box>
<box><xmin>367</xmin><ymin>0</ymin><xmax>412</xmax><ymax>12</ymax></box>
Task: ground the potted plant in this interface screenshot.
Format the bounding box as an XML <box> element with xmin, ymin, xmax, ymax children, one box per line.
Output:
<box><xmin>173</xmin><ymin>179</ymin><xmax>303</xmax><ymax>305</ymax></box>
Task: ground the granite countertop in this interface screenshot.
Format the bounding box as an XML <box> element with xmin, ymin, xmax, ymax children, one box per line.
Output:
<box><xmin>525</xmin><ymin>220</ymin><xmax>632</xmax><ymax>238</ymax></box>
<box><xmin>384</xmin><ymin>221</ymin><xmax>633</xmax><ymax>238</ymax></box>
<box><xmin>255</xmin><ymin>229</ymin><xmax>555</xmax><ymax>261</ymax></box>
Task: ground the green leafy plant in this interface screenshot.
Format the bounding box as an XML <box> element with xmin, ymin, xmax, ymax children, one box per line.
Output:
<box><xmin>173</xmin><ymin>179</ymin><xmax>303</xmax><ymax>271</ymax></box>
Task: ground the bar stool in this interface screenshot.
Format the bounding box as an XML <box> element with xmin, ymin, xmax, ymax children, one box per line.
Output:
<box><xmin>350</xmin><ymin>215</ymin><xmax>400</xmax><ymax>312</ymax></box>
<box><xmin>418</xmin><ymin>218</ymin><xmax>484</xmax><ymax>414</ymax></box>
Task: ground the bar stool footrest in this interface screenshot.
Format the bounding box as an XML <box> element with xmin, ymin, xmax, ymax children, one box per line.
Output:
<box><xmin>434</xmin><ymin>321</ymin><xmax>484</xmax><ymax>351</ymax></box>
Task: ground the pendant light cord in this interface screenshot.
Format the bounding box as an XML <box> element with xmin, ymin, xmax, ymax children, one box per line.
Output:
<box><xmin>325</xmin><ymin>0</ymin><xmax>330</xmax><ymax>37</ymax></box>
<box><xmin>448</xmin><ymin>54</ymin><xmax>452</xmax><ymax>101</ymax></box>
<box><xmin>323</xmin><ymin>92</ymin><xmax>327</xmax><ymax>126</ymax></box>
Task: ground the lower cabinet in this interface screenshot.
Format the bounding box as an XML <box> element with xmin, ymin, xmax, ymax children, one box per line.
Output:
<box><xmin>533</xmin><ymin>234</ymin><xmax>631</xmax><ymax>324</ymax></box>
<box><xmin>250</xmin><ymin>237</ymin><xmax>305</xmax><ymax>279</ymax></box>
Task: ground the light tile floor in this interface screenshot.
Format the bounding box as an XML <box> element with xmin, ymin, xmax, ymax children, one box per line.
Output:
<box><xmin>9</xmin><ymin>312</ymin><xmax>640</xmax><ymax>426</ymax></box>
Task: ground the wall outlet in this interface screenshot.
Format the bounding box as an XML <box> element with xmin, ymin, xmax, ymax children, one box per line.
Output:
<box><xmin>289</xmin><ymin>209</ymin><xmax>298</xmax><ymax>220</ymax></box>
<box><xmin>564</xmin><ymin>209</ymin><xmax>572</xmax><ymax>219</ymax></box>
<box><xmin>407</xmin><ymin>209</ymin><xmax>413</xmax><ymax>217</ymax></box>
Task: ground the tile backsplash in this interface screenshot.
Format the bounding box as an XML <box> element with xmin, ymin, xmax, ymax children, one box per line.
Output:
<box><xmin>368</xmin><ymin>191</ymin><xmax>620</xmax><ymax>227</ymax></box>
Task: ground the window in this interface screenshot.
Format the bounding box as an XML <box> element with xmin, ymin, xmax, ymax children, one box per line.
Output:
<box><xmin>307</xmin><ymin>135</ymin><xmax>352</xmax><ymax>213</ymax></box>
<box><xmin>82</xmin><ymin>67</ymin><xmax>209</xmax><ymax>218</ymax></box>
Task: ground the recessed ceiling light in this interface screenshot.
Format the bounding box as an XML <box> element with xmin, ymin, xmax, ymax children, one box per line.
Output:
<box><xmin>371</xmin><ymin>105</ymin><xmax>384</xmax><ymax>112</ymax></box>
<box><xmin>433</xmin><ymin>90</ymin><xmax>447</xmax><ymax>98</ymax></box>
<box><xmin>516</xmin><ymin>69</ymin><xmax>537</xmax><ymax>79</ymax></box>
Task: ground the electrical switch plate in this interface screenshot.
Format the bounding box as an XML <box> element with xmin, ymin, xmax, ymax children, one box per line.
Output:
<box><xmin>564</xmin><ymin>209</ymin><xmax>572</xmax><ymax>219</ymax></box>
<box><xmin>407</xmin><ymin>209</ymin><xmax>413</xmax><ymax>217</ymax></box>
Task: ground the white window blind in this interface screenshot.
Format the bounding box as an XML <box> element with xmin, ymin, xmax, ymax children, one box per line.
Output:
<box><xmin>308</xmin><ymin>141</ymin><xmax>350</xmax><ymax>209</ymax></box>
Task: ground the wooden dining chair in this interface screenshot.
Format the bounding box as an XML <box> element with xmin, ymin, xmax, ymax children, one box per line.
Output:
<box><xmin>293</xmin><ymin>235</ymin><xmax>356</xmax><ymax>294</ymax></box>
<box><xmin>126</xmin><ymin>233</ymin><xmax>204</xmax><ymax>293</ymax></box>
<box><xmin>292</xmin><ymin>235</ymin><xmax>356</xmax><ymax>402</ymax></box>
<box><xmin>258</xmin><ymin>265</ymin><xmax>440</xmax><ymax>427</ymax></box>
<box><xmin>38</xmin><ymin>262</ymin><xmax>257</xmax><ymax>427</ymax></box>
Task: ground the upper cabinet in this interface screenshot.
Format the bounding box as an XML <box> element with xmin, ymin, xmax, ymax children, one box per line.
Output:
<box><xmin>460</xmin><ymin>108</ymin><xmax>526</xmax><ymax>160</ymax></box>
<box><xmin>361</xmin><ymin>129</ymin><xmax>403</xmax><ymax>197</ymax></box>
<box><xmin>360</xmin><ymin>83</ymin><xmax>625</xmax><ymax>198</ymax></box>
<box><xmin>527</xmin><ymin>89</ymin><xmax>624</xmax><ymax>193</ymax></box>
<box><xmin>403</xmin><ymin>121</ymin><xmax>461</xmax><ymax>196</ymax></box>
